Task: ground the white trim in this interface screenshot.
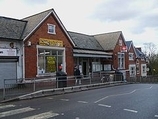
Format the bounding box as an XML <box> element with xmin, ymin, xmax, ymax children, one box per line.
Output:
<box><xmin>63</xmin><ymin>48</ymin><xmax>66</xmax><ymax>72</ymax></box>
<box><xmin>73</xmin><ymin>49</ymin><xmax>112</xmax><ymax>58</ymax></box>
<box><xmin>22</xmin><ymin>43</ymin><xmax>25</xmax><ymax>79</ymax></box>
<box><xmin>23</xmin><ymin>12</ymin><xmax>51</xmax><ymax>41</ymax></box>
<box><xmin>23</xmin><ymin>9</ymin><xmax>76</xmax><ymax>47</ymax></box>
<box><xmin>47</xmin><ymin>23</ymin><xmax>56</xmax><ymax>34</ymax></box>
<box><xmin>36</xmin><ymin>45</ymin><xmax>66</xmax><ymax>74</ymax></box>
<box><xmin>37</xmin><ymin>45</ymin><xmax>65</xmax><ymax>50</ymax></box>
<box><xmin>73</xmin><ymin>49</ymin><xmax>112</xmax><ymax>55</ymax></box>
<box><xmin>74</xmin><ymin>53</ymin><xmax>112</xmax><ymax>58</ymax></box>
<box><xmin>141</xmin><ymin>64</ymin><xmax>147</xmax><ymax>77</ymax></box>
<box><xmin>52</xmin><ymin>10</ymin><xmax>76</xmax><ymax>47</ymax></box>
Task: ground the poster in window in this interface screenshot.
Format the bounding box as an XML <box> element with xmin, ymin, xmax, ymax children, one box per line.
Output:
<box><xmin>46</xmin><ymin>56</ymin><xmax>56</xmax><ymax>72</ymax></box>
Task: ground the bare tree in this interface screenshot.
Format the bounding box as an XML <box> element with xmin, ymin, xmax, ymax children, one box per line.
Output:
<box><xmin>143</xmin><ymin>42</ymin><xmax>158</xmax><ymax>75</ymax></box>
<box><xmin>143</xmin><ymin>42</ymin><xmax>157</xmax><ymax>57</ymax></box>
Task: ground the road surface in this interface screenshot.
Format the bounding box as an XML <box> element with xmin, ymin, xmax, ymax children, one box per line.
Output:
<box><xmin>0</xmin><ymin>84</ymin><xmax>158</xmax><ymax>119</ymax></box>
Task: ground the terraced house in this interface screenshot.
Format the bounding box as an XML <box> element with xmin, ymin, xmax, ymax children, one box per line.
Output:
<box><xmin>0</xmin><ymin>8</ymin><xmax>147</xmax><ymax>88</ymax></box>
<box><xmin>126</xmin><ymin>41</ymin><xmax>147</xmax><ymax>79</ymax></box>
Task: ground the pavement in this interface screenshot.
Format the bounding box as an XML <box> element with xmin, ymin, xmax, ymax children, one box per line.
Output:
<box><xmin>0</xmin><ymin>81</ymin><xmax>129</xmax><ymax>103</ymax></box>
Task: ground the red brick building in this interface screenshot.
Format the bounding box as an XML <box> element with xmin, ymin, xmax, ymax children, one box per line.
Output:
<box><xmin>0</xmin><ymin>8</ymin><xmax>147</xmax><ymax>83</ymax></box>
<box><xmin>94</xmin><ymin>31</ymin><xmax>129</xmax><ymax>80</ymax></box>
<box><xmin>21</xmin><ymin>9</ymin><xmax>112</xmax><ymax>78</ymax></box>
<box><xmin>22</xmin><ymin>9</ymin><xmax>76</xmax><ymax>78</ymax></box>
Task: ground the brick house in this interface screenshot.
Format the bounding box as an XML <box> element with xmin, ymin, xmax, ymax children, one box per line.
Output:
<box><xmin>126</xmin><ymin>41</ymin><xmax>147</xmax><ymax>80</ymax></box>
<box><xmin>22</xmin><ymin>9</ymin><xmax>76</xmax><ymax>78</ymax></box>
<box><xmin>94</xmin><ymin>31</ymin><xmax>129</xmax><ymax>80</ymax></box>
<box><xmin>126</xmin><ymin>41</ymin><xmax>137</xmax><ymax>78</ymax></box>
<box><xmin>135</xmin><ymin>47</ymin><xmax>147</xmax><ymax>77</ymax></box>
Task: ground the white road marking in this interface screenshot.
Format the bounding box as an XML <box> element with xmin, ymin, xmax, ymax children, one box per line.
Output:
<box><xmin>94</xmin><ymin>90</ymin><xmax>136</xmax><ymax>103</ymax></box>
<box><xmin>0</xmin><ymin>107</ymin><xmax>35</xmax><ymax>118</ymax></box>
<box><xmin>22</xmin><ymin>111</ymin><xmax>59</xmax><ymax>119</ymax></box>
<box><xmin>60</xmin><ymin>99</ymin><xmax>69</xmax><ymax>101</ymax></box>
<box><xmin>46</xmin><ymin>97</ymin><xmax>53</xmax><ymax>100</ymax></box>
<box><xmin>135</xmin><ymin>86</ymin><xmax>153</xmax><ymax>91</ymax></box>
<box><xmin>124</xmin><ymin>109</ymin><xmax>138</xmax><ymax>113</ymax></box>
<box><xmin>94</xmin><ymin>96</ymin><xmax>109</xmax><ymax>103</ymax></box>
<box><xmin>0</xmin><ymin>104</ymin><xmax>15</xmax><ymax>109</ymax></box>
<box><xmin>155</xmin><ymin>115</ymin><xmax>158</xmax><ymax>118</ymax></box>
<box><xmin>98</xmin><ymin>104</ymin><xmax>111</xmax><ymax>108</ymax></box>
<box><xmin>78</xmin><ymin>101</ymin><xmax>88</xmax><ymax>104</ymax></box>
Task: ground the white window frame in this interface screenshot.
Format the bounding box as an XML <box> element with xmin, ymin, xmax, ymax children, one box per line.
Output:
<box><xmin>118</xmin><ymin>52</ymin><xmax>125</xmax><ymax>69</ymax></box>
<box><xmin>129</xmin><ymin>53</ymin><xmax>134</xmax><ymax>60</ymax></box>
<box><xmin>36</xmin><ymin>45</ymin><xmax>65</xmax><ymax>76</ymax></box>
<box><xmin>119</xmin><ymin>39</ymin><xmax>122</xmax><ymax>46</ymax></box>
<box><xmin>47</xmin><ymin>24</ymin><xmax>56</xmax><ymax>34</ymax></box>
<box><xmin>104</xmin><ymin>64</ymin><xmax>111</xmax><ymax>71</ymax></box>
<box><xmin>141</xmin><ymin>64</ymin><xmax>147</xmax><ymax>77</ymax></box>
<box><xmin>129</xmin><ymin>65</ymin><xmax>136</xmax><ymax>77</ymax></box>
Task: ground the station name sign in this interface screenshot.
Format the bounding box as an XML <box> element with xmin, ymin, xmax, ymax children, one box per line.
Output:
<box><xmin>39</xmin><ymin>38</ymin><xmax>63</xmax><ymax>47</ymax></box>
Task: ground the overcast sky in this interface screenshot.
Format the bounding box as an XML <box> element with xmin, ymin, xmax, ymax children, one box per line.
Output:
<box><xmin>0</xmin><ymin>0</ymin><xmax>158</xmax><ymax>51</ymax></box>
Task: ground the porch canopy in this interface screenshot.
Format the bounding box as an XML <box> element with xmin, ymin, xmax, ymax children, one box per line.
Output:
<box><xmin>73</xmin><ymin>49</ymin><xmax>112</xmax><ymax>58</ymax></box>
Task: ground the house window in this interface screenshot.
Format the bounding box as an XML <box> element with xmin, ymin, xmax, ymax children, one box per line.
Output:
<box><xmin>119</xmin><ymin>39</ymin><xmax>122</xmax><ymax>46</ymax></box>
<box><xmin>129</xmin><ymin>53</ymin><xmax>134</xmax><ymax>60</ymax></box>
<box><xmin>129</xmin><ymin>65</ymin><xmax>136</xmax><ymax>77</ymax></box>
<box><xmin>104</xmin><ymin>64</ymin><xmax>111</xmax><ymax>71</ymax></box>
<box><xmin>118</xmin><ymin>53</ymin><xmax>125</xmax><ymax>69</ymax></box>
<box><xmin>142</xmin><ymin>65</ymin><xmax>146</xmax><ymax>73</ymax></box>
<box><xmin>47</xmin><ymin>24</ymin><xmax>56</xmax><ymax>34</ymax></box>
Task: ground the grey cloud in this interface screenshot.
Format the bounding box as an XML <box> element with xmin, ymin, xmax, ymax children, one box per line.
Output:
<box><xmin>91</xmin><ymin>0</ymin><xmax>158</xmax><ymax>34</ymax></box>
<box><xmin>139</xmin><ymin>13</ymin><xmax>158</xmax><ymax>28</ymax></box>
<box><xmin>92</xmin><ymin>0</ymin><xmax>141</xmax><ymax>21</ymax></box>
<box><xmin>131</xmin><ymin>12</ymin><xmax>158</xmax><ymax>34</ymax></box>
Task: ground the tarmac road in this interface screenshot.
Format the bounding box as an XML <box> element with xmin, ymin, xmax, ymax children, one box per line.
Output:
<box><xmin>0</xmin><ymin>83</ymin><xmax>158</xmax><ymax>119</ymax></box>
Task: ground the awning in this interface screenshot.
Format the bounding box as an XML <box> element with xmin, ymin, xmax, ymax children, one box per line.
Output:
<box><xmin>73</xmin><ymin>49</ymin><xmax>112</xmax><ymax>58</ymax></box>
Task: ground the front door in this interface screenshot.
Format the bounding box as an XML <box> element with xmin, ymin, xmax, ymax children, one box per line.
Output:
<box><xmin>83</xmin><ymin>61</ymin><xmax>87</xmax><ymax>76</ymax></box>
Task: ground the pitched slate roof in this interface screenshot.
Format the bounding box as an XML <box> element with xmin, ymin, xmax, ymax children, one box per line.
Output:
<box><xmin>126</xmin><ymin>41</ymin><xmax>132</xmax><ymax>50</ymax></box>
<box><xmin>135</xmin><ymin>48</ymin><xmax>145</xmax><ymax>59</ymax></box>
<box><xmin>68</xmin><ymin>31</ymin><xmax>103</xmax><ymax>50</ymax></box>
<box><xmin>22</xmin><ymin>9</ymin><xmax>52</xmax><ymax>39</ymax></box>
<box><xmin>0</xmin><ymin>16</ymin><xmax>26</xmax><ymax>40</ymax></box>
<box><xmin>94</xmin><ymin>31</ymin><xmax>122</xmax><ymax>51</ymax></box>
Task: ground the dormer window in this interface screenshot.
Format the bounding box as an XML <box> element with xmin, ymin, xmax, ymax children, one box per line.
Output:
<box><xmin>47</xmin><ymin>24</ymin><xmax>56</xmax><ymax>34</ymax></box>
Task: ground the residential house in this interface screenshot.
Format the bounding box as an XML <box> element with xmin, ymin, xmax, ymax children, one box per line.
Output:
<box><xmin>135</xmin><ymin>47</ymin><xmax>147</xmax><ymax>77</ymax></box>
<box><xmin>126</xmin><ymin>41</ymin><xmax>137</xmax><ymax>78</ymax></box>
<box><xmin>126</xmin><ymin>41</ymin><xmax>147</xmax><ymax>80</ymax></box>
<box><xmin>94</xmin><ymin>31</ymin><xmax>129</xmax><ymax>80</ymax></box>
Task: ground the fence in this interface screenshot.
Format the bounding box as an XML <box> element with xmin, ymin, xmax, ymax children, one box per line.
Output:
<box><xmin>128</xmin><ymin>75</ymin><xmax>158</xmax><ymax>83</ymax></box>
<box><xmin>1</xmin><ymin>74</ymin><xmax>124</xmax><ymax>101</ymax></box>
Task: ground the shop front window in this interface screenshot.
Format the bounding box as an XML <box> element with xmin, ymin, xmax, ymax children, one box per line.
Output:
<box><xmin>38</xmin><ymin>49</ymin><xmax>64</xmax><ymax>75</ymax></box>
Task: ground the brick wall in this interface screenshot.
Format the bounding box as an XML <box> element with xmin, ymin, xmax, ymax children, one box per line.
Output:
<box><xmin>24</xmin><ymin>15</ymin><xmax>74</xmax><ymax>78</ymax></box>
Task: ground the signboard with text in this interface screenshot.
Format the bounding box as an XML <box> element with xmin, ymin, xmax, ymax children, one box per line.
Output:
<box><xmin>0</xmin><ymin>48</ymin><xmax>16</xmax><ymax>56</ymax></box>
<box><xmin>39</xmin><ymin>38</ymin><xmax>63</xmax><ymax>47</ymax></box>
